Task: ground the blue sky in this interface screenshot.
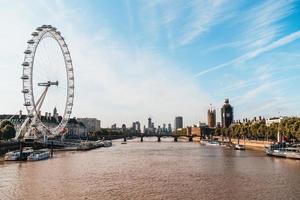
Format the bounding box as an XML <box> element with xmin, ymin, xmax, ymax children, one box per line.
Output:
<box><xmin>0</xmin><ymin>0</ymin><xmax>300</xmax><ymax>127</ymax></box>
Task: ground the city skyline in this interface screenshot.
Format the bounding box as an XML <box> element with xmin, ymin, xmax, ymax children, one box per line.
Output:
<box><xmin>1</xmin><ymin>1</ymin><xmax>300</xmax><ymax>127</ymax></box>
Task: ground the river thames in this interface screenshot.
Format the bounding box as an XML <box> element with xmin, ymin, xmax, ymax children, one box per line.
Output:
<box><xmin>0</xmin><ymin>138</ymin><xmax>300</xmax><ymax>200</ymax></box>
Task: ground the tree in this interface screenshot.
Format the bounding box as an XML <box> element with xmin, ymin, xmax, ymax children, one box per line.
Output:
<box><xmin>0</xmin><ymin>120</ymin><xmax>16</xmax><ymax>140</ymax></box>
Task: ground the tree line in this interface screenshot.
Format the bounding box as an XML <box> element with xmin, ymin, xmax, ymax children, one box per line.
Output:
<box><xmin>215</xmin><ymin>117</ymin><xmax>300</xmax><ymax>142</ymax></box>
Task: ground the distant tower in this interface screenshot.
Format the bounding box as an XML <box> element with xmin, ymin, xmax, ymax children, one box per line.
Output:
<box><xmin>136</xmin><ymin>121</ymin><xmax>141</xmax><ymax>133</ymax></box>
<box><xmin>207</xmin><ymin>105</ymin><xmax>216</xmax><ymax>128</ymax></box>
<box><xmin>53</xmin><ymin>107</ymin><xmax>59</xmax><ymax>121</ymax></box>
<box><xmin>19</xmin><ymin>110</ymin><xmax>22</xmax><ymax>119</ymax></box>
<box><xmin>221</xmin><ymin>99</ymin><xmax>233</xmax><ymax>128</ymax></box>
<box><xmin>132</xmin><ymin>122</ymin><xmax>136</xmax><ymax>131</ymax></box>
<box><xmin>122</xmin><ymin>124</ymin><xmax>126</xmax><ymax>132</ymax></box>
<box><xmin>162</xmin><ymin>123</ymin><xmax>166</xmax><ymax>132</ymax></box>
<box><xmin>148</xmin><ymin>117</ymin><xmax>152</xmax><ymax>129</ymax></box>
<box><xmin>174</xmin><ymin>116</ymin><xmax>183</xmax><ymax>130</ymax></box>
<box><xmin>168</xmin><ymin>123</ymin><xmax>172</xmax><ymax>133</ymax></box>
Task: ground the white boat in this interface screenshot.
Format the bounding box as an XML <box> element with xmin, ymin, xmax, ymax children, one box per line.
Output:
<box><xmin>4</xmin><ymin>148</ymin><xmax>33</xmax><ymax>161</ymax></box>
<box><xmin>284</xmin><ymin>147</ymin><xmax>300</xmax><ymax>159</ymax></box>
<box><xmin>103</xmin><ymin>141</ymin><xmax>112</xmax><ymax>147</ymax></box>
<box><xmin>265</xmin><ymin>144</ymin><xmax>286</xmax><ymax>157</ymax></box>
<box><xmin>202</xmin><ymin>140</ymin><xmax>219</xmax><ymax>146</ymax></box>
<box><xmin>234</xmin><ymin>144</ymin><xmax>245</xmax><ymax>150</ymax></box>
<box><xmin>4</xmin><ymin>151</ymin><xmax>20</xmax><ymax>161</ymax></box>
<box><xmin>27</xmin><ymin>149</ymin><xmax>50</xmax><ymax>161</ymax></box>
<box><xmin>265</xmin><ymin>143</ymin><xmax>300</xmax><ymax>159</ymax></box>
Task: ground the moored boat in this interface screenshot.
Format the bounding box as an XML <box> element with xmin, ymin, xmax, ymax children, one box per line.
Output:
<box><xmin>27</xmin><ymin>149</ymin><xmax>50</xmax><ymax>161</ymax></box>
<box><xmin>265</xmin><ymin>143</ymin><xmax>300</xmax><ymax>160</ymax></box>
<box><xmin>4</xmin><ymin>151</ymin><xmax>20</xmax><ymax>161</ymax></box>
<box><xmin>201</xmin><ymin>140</ymin><xmax>219</xmax><ymax>146</ymax></box>
<box><xmin>103</xmin><ymin>140</ymin><xmax>112</xmax><ymax>147</ymax></box>
<box><xmin>234</xmin><ymin>144</ymin><xmax>245</xmax><ymax>150</ymax></box>
<box><xmin>4</xmin><ymin>148</ymin><xmax>33</xmax><ymax>161</ymax></box>
<box><xmin>284</xmin><ymin>147</ymin><xmax>300</xmax><ymax>159</ymax></box>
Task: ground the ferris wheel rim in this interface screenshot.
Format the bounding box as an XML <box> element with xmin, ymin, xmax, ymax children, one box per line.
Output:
<box><xmin>21</xmin><ymin>25</ymin><xmax>74</xmax><ymax>135</ymax></box>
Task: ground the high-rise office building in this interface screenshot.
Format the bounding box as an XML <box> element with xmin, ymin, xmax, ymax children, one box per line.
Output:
<box><xmin>174</xmin><ymin>116</ymin><xmax>183</xmax><ymax>130</ymax></box>
<box><xmin>221</xmin><ymin>99</ymin><xmax>233</xmax><ymax>128</ymax></box>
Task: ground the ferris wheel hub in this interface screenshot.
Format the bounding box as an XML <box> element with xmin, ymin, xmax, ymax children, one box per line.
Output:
<box><xmin>37</xmin><ymin>81</ymin><xmax>59</xmax><ymax>87</ymax></box>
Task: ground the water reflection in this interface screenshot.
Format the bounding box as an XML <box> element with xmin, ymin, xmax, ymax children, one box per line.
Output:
<box><xmin>0</xmin><ymin>138</ymin><xmax>299</xmax><ymax>200</ymax></box>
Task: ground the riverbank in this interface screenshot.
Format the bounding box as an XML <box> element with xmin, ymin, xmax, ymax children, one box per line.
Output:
<box><xmin>231</xmin><ymin>139</ymin><xmax>272</xmax><ymax>151</ymax></box>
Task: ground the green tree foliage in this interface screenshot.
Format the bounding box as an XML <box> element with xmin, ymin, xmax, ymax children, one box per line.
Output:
<box><xmin>0</xmin><ymin>120</ymin><xmax>16</xmax><ymax>140</ymax></box>
<box><xmin>219</xmin><ymin>117</ymin><xmax>300</xmax><ymax>142</ymax></box>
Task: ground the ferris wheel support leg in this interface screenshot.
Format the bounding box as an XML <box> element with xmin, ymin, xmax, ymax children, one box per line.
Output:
<box><xmin>17</xmin><ymin>87</ymin><xmax>49</xmax><ymax>140</ymax></box>
<box><xmin>35</xmin><ymin>86</ymin><xmax>49</xmax><ymax>115</ymax></box>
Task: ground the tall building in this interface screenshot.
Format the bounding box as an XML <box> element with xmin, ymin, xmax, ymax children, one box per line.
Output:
<box><xmin>168</xmin><ymin>123</ymin><xmax>172</xmax><ymax>133</ymax></box>
<box><xmin>207</xmin><ymin>108</ymin><xmax>216</xmax><ymax>128</ymax></box>
<box><xmin>136</xmin><ymin>121</ymin><xmax>141</xmax><ymax>133</ymax></box>
<box><xmin>221</xmin><ymin>99</ymin><xmax>233</xmax><ymax>128</ymax></box>
<box><xmin>162</xmin><ymin>123</ymin><xmax>166</xmax><ymax>132</ymax></box>
<box><xmin>174</xmin><ymin>116</ymin><xmax>183</xmax><ymax>130</ymax></box>
<box><xmin>132</xmin><ymin>121</ymin><xmax>141</xmax><ymax>133</ymax></box>
<box><xmin>148</xmin><ymin>117</ymin><xmax>152</xmax><ymax>129</ymax></box>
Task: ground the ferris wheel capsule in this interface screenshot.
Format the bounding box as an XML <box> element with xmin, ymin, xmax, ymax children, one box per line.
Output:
<box><xmin>27</xmin><ymin>39</ymin><xmax>35</xmax><ymax>44</ymax></box>
<box><xmin>36</xmin><ymin>27</ymin><xmax>43</xmax><ymax>31</ymax></box>
<box><xmin>24</xmin><ymin>102</ymin><xmax>31</xmax><ymax>106</ymax></box>
<box><xmin>22</xmin><ymin>62</ymin><xmax>30</xmax><ymax>67</ymax></box>
<box><xmin>21</xmin><ymin>89</ymin><xmax>29</xmax><ymax>93</ymax></box>
<box><xmin>31</xmin><ymin>32</ymin><xmax>39</xmax><ymax>36</ymax></box>
<box><xmin>24</xmin><ymin>50</ymin><xmax>32</xmax><ymax>54</ymax></box>
<box><xmin>21</xmin><ymin>75</ymin><xmax>29</xmax><ymax>79</ymax></box>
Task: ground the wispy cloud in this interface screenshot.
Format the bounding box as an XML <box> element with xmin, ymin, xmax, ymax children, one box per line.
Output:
<box><xmin>179</xmin><ymin>0</ymin><xmax>227</xmax><ymax>46</ymax></box>
<box><xmin>139</xmin><ymin>0</ymin><xmax>232</xmax><ymax>48</ymax></box>
<box><xmin>241</xmin><ymin>0</ymin><xmax>295</xmax><ymax>50</ymax></box>
<box><xmin>194</xmin><ymin>29</ymin><xmax>300</xmax><ymax>77</ymax></box>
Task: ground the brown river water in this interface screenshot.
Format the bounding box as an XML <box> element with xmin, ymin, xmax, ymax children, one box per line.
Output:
<box><xmin>0</xmin><ymin>137</ymin><xmax>300</xmax><ymax>200</ymax></box>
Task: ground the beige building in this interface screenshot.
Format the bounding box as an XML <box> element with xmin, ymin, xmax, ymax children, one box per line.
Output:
<box><xmin>77</xmin><ymin>118</ymin><xmax>101</xmax><ymax>132</ymax></box>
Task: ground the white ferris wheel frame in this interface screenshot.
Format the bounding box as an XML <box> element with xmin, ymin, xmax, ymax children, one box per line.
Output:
<box><xmin>21</xmin><ymin>25</ymin><xmax>74</xmax><ymax>135</ymax></box>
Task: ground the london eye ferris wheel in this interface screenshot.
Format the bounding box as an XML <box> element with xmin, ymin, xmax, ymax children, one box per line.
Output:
<box><xmin>17</xmin><ymin>25</ymin><xmax>74</xmax><ymax>139</ymax></box>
